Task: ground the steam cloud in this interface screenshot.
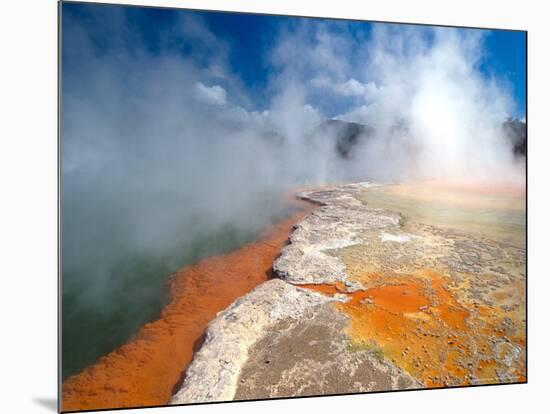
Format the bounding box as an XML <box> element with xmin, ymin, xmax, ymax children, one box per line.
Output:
<box><xmin>61</xmin><ymin>5</ymin><xmax>525</xmax><ymax>375</ymax></box>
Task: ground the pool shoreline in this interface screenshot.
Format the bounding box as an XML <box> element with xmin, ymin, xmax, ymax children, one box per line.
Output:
<box><xmin>61</xmin><ymin>195</ymin><xmax>318</xmax><ymax>412</ymax></box>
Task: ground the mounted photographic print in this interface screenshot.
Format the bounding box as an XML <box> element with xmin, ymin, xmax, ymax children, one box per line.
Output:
<box><xmin>59</xmin><ymin>1</ymin><xmax>527</xmax><ymax>412</ymax></box>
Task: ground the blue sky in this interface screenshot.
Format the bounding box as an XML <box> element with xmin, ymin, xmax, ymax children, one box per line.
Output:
<box><xmin>480</xmin><ymin>30</ymin><xmax>526</xmax><ymax>117</ymax></box>
<box><xmin>61</xmin><ymin>1</ymin><xmax>526</xmax><ymax>119</ymax></box>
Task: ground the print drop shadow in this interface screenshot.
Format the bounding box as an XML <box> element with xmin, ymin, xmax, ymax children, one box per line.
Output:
<box><xmin>33</xmin><ymin>397</ymin><xmax>57</xmax><ymax>412</ymax></box>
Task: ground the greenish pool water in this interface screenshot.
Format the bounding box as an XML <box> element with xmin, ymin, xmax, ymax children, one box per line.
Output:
<box><xmin>359</xmin><ymin>183</ymin><xmax>526</xmax><ymax>248</ymax></box>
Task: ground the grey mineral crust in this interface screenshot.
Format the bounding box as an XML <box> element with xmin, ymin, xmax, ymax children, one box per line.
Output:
<box><xmin>235</xmin><ymin>303</ymin><xmax>421</xmax><ymax>400</ymax></box>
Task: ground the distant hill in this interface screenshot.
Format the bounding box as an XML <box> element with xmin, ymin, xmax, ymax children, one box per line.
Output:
<box><xmin>310</xmin><ymin>119</ymin><xmax>376</xmax><ymax>159</ymax></box>
<box><xmin>263</xmin><ymin>117</ymin><xmax>526</xmax><ymax>161</ymax></box>
<box><xmin>502</xmin><ymin>118</ymin><xmax>526</xmax><ymax>157</ymax></box>
<box><xmin>314</xmin><ymin>118</ymin><xmax>527</xmax><ymax>160</ymax></box>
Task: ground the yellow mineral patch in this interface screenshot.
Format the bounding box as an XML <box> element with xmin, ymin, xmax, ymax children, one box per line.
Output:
<box><xmin>403</xmin><ymin>312</ymin><xmax>431</xmax><ymax>322</ymax></box>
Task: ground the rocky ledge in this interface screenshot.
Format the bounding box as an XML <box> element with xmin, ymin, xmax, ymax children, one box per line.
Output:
<box><xmin>171</xmin><ymin>182</ymin><xmax>525</xmax><ymax>403</ymax></box>
<box><xmin>273</xmin><ymin>183</ymin><xmax>401</xmax><ymax>289</ymax></box>
<box><xmin>171</xmin><ymin>279</ymin><xmax>337</xmax><ymax>403</ymax></box>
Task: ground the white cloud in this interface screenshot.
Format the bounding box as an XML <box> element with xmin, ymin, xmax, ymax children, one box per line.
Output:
<box><xmin>195</xmin><ymin>82</ymin><xmax>227</xmax><ymax>105</ymax></box>
<box><xmin>333</xmin><ymin>79</ymin><xmax>378</xmax><ymax>98</ymax></box>
<box><xmin>310</xmin><ymin>76</ymin><xmax>378</xmax><ymax>102</ymax></box>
